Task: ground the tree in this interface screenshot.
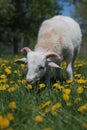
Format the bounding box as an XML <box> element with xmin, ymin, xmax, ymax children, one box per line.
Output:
<box><xmin>0</xmin><ymin>0</ymin><xmax>62</xmax><ymax>54</ymax></box>
<box><xmin>72</xmin><ymin>0</ymin><xmax>87</xmax><ymax>44</ymax></box>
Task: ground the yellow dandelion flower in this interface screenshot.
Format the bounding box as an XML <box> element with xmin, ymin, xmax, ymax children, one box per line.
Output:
<box><xmin>0</xmin><ymin>116</ymin><xmax>10</xmax><ymax>129</ymax></box>
<box><xmin>74</xmin><ymin>74</ymin><xmax>81</xmax><ymax>78</ymax></box>
<box><xmin>8</xmin><ymin>101</ymin><xmax>17</xmax><ymax>110</ymax></box>
<box><xmin>83</xmin><ymin>85</ymin><xmax>87</xmax><ymax>89</ymax></box>
<box><xmin>76</xmin><ymin>79</ymin><xmax>86</xmax><ymax>84</ymax></box>
<box><xmin>78</xmin><ymin>63</ymin><xmax>83</xmax><ymax>67</ymax></box>
<box><xmin>35</xmin><ymin>115</ymin><xmax>43</xmax><ymax>123</ymax></box>
<box><xmin>0</xmin><ymin>78</ymin><xmax>7</xmax><ymax>83</ymax></box>
<box><xmin>6</xmin><ymin>113</ymin><xmax>14</xmax><ymax>121</ymax></box>
<box><xmin>21</xmin><ymin>80</ymin><xmax>26</xmax><ymax>84</ymax></box>
<box><xmin>5</xmin><ymin>68</ymin><xmax>11</xmax><ymax>74</ymax></box>
<box><xmin>53</xmin><ymin>83</ymin><xmax>60</xmax><ymax>88</ymax></box>
<box><xmin>0</xmin><ymin>74</ymin><xmax>7</xmax><ymax>79</ymax></box>
<box><xmin>18</xmin><ymin>80</ymin><xmax>21</xmax><ymax>83</ymax></box>
<box><xmin>8</xmin><ymin>85</ymin><xmax>19</xmax><ymax>92</ymax></box>
<box><xmin>0</xmin><ymin>85</ymin><xmax>6</xmax><ymax>91</ymax></box>
<box><xmin>44</xmin><ymin>107</ymin><xmax>50</xmax><ymax>115</ymax></box>
<box><xmin>77</xmin><ymin>87</ymin><xmax>84</xmax><ymax>94</ymax></box>
<box><xmin>39</xmin><ymin>83</ymin><xmax>46</xmax><ymax>89</ymax></box>
<box><xmin>20</xmin><ymin>64</ymin><xmax>25</xmax><ymax>69</ymax></box>
<box><xmin>66</xmin><ymin>79</ymin><xmax>73</xmax><ymax>84</ymax></box>
<box><xmin>13</xmin><ymin>70</ymin><xmax>18</xmax><ymax>74</ymax></box>
<box><xmin>1</xmin><ymin>64</ymin><xmax>6</xmax><ymax>68</ymax></box>
<box><xmin>74</xmin><ymin>97</ymin><xmax>82</xmax><ymax>103</ymax></box>
<box><xmin>63</xmin><ymin>88</ymin><xmax>71</xmax><ymax>95</ymax></box>
<box><xmin>78</xmin><ymin>104</ymin><xmax>87</xmax><ymax>112</ymax></box>
<box><xmin>26</xmin><ymin>84</ymin><xmax>32</xmax><ymax>89</ymax></box>
<box><xmin>8</xmin><ymin>87</ymin><xmax>15</xmax><ymax>92</ymax></box>
<box><xmin>53</xmin><ymin>83</ymin><xmax>64</xmax><ymax>90</ymax></box>
<box><xmin>63</xmin><ymin>94</ymin><xmax>69</xmax><ymax>101</ymax></box>
<box><xmin>66</xmin><ymin>102</ymin><xmax>72</xmax><ymax>106</ymax></box>
<box><xmin>51</xmin><ymin>102</ymin><xmax>61</xmax><ymax>116</ymax></box>
<box><xmin>37</xmin><ymin>100</ymin><xmax>51</xmax><ymax>110</ymax></box>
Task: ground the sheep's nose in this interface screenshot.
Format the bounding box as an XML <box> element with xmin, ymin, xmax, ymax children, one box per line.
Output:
<box><xmin>26</xmin><ymin>79</ymin><xmax>33</xmax><ymax>84</ymax></box>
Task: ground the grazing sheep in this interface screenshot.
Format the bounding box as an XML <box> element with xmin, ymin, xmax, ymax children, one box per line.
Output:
<box><xmin>15</xmin><ymin>15</ymin><xmax>82</xmax><ymax>84</ymax></box>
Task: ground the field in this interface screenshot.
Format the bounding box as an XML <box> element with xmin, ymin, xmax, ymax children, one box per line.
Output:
<box><xmin>0</xmin><ymin>54</ymin><xmax>87</xmax><ymax>130</ymax></box>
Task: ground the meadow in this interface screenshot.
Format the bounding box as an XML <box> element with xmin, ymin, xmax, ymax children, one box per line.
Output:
<box><xmin>0</xmin><ymin>54</ymin><xmax>87</xmax><ymax>130</ymax></box>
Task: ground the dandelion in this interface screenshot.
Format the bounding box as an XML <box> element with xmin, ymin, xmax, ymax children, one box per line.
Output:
<box><xmin>0</xmin><ymin>78</ymin><xmax>7</xmax><ymax>83</ymax></box>
<box><xmin>8</xmin><ymin>101</ymin><xmax>17</xmax><ymax>110</ymax></box>
<box><xmin>1</xmin><ymin>64</ymin><xmax>6</xmax><ymax>68</ymax></box>
<box><xmin>6</xmin><ymin>113</ymin><xmax>14</xmax><ymax>121</ymax></box>
<box><xmin>39</xmin><ymin>83</ymin><xmax>46</xmax><ymax>89</ymax></box>
<box><xmin>37</xmin><ymin>100</ymin><xmax>51</xmax><ymax>110</ymax></box>
<box><xmin>83</xmin><ymin>85</ymin><xmax>87</xmax><ymax>89</ymax></box>
<box><xmin>66</xmin><ymin>102</ymin><xmax>72</xmax><ymax>106</ymax></box>
<box><xmin>63</xmin><ymin>88</ymin><xmax>71</xmax><ymax>95</ymax></box>
<box><xmin>0</xmin><ymin>116</ymin><xmax>10</xmax><ymax>129</ymax></box>
<box><xmin>53</xmin><ymin>83</ymin><xmax>64</xmax><ymax>90</ymax></box>
<box><xmin>26</xmin><ymin>84</ymin><xmax>32</xmax><ymax>89</ymax></box>
<box><xmin>63</xmin><ymin>94</ymin><xmax>70</xmax><ymax>101</ymax></box>
<box><xmin>0</xmin><ymin>74</ymin><xmax>7</xmax><ymax>79</ymax></box>
<box><xmin>51</xmin><ymin>102</ymin><xmax>61</xmax><ymax>116</ymax></box>
<box><xmin>0</xmin><ymin>84</ymin><xmax>9</xmax><ymax>91</ymax></box>
<box><xmin>21</xmin><ymin>80</ymin><xmax>26</xmax><ymax>84</ymax></box>
<box><xmin>20</xmin><ymin>64</ymin><xmax>25</xmax><ymax>69</ymax></box>
<box><xmin>78</xmin><ymin>63</ymin><xmax>83</xmax><ymax>67</ymax></box>
<box><xmin>74</xmin><ymin>74</ymin><xmax>81</xmax><ymax>78</ymax></box>
<box><xmin>44</xmin><ymin>107</ymin><xmax>50</xmax><ymax>115</ymax></box>
<box><xmin>66</xmin><ymin>79</ymin><xmax>73</xmax><ymax>84</ymax></box>
<box><xmin>13</xmin><ymin>70</ymin><xmax>18</xmax><ymax>74</ymax></box>
<box><xmin>8</xmin><ymin>85</ymin><xmax>19</xmax><ymax>92</ymax></box>
<box><xmin>34</xmin><ymin>115</ymin><xmax>43</xmax><ymax>123</ymax></box>
<box><xmin>5</xmin><ymin>67</ymin><xmax>11</xmax><ymax>75</ymax></box>
<box><xmin>78</xmin><ymin>104</ymin><xmax>87</xmax><ymax>112</ymax></box>
<box><xmin>74</xmin><ymin>97</ymin><xmax>82</xmax><ymax>103</ymax></box>
<box><xmin>77</xmin><ymin>87</ymin><xmax>84</xmax><ymax>94</ymax></box>
<box><xmin>76</xmin><ymin>79</ymin><xmax>87</xmax><ymax>84</ymax></box>
<box><xmin>0</xmin><ymin>85</ymin><xmax>6</xmax><ymax>91</ymax></box>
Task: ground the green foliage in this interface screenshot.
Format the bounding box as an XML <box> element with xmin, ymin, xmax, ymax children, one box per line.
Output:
<box><xmin>0</xmin><ymin>0</ymin><xmax>62</xmax><ymax>53</ymax></box>
<box><xmin>71</xmin><ymin>0</ymin><xmax>87</xmax><ymax>45</ymax></box>
<box><xmin>0</xmin><ymin>54</ymin><xmax>87</xmax><ymax>130</ymax></box>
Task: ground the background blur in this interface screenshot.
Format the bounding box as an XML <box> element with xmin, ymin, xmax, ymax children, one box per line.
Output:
<box><xmin>0</xmin><ymin>0</ymin><xmax>87</xmax><ymax>55</ymax></box>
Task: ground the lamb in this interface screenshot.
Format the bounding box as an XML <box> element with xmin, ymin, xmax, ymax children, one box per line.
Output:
<box><xmin>15</xmin><ymin>15</ymin><xmax>82</xmax><ymax>84</ymax></box>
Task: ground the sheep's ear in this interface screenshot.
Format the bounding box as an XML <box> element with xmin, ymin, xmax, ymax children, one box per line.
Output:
<box><xmin>48</xmin><ymin>62</ymin><xmax>63</xmax><ymax>69</ymax></box>
<box><xmin>45</xmin><ymin>52</ymin><xmax>61</xmax><ymax>59</ymax></box>
<box><xmin>15</xmin><ymin>58</ymin><xmax>27</xmax><ymax>64</ymax></box>
<box><xmin>21</xmin><ymin>47</ymin><xmax>31</xmax><ymax>53</ymax></box>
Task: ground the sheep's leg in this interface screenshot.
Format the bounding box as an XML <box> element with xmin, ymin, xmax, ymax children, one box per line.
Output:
<box><xmin>45</xmin><ymin>68</ymin><xmax>51</xmax><ymax>85</ymax></box>
<box><xmin>66</xmin><ymin>61</ymin><xmax>73</xmax><ymax>79</ymax></box>
<box><xmin>66</xmin><ymin>50</ymin><xmax>74</xmax><ymax>80</ymax></box>
<box><xmin>56</xmin><ymin>68</ymin><xmax>61</xmax><ymax>80</ymax></box>
<box><xmin>72</xmin><ymin>47</ymin><xmax>80</xmax><ymax>71</ymax></box>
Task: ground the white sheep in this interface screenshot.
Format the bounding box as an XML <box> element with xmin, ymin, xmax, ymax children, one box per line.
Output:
<box><xmin>15</xmin><ymin>15</ymin><xmax>82</xmax><ymax>84</ymax></box>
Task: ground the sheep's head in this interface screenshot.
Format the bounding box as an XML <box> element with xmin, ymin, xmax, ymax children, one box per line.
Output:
<box><xmin>15</xmin><ymin>47</ymin><xmax>62</xmax><ymax>84</ymax></box>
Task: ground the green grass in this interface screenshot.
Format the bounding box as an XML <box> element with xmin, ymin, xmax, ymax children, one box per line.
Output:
<box><xmin>0</xmin><ymin>54</ymin><xmax>87</xmax><ymax>130</ymax></box>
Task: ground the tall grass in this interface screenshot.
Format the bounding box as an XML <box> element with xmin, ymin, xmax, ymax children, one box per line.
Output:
<box><xmin>0</xmin><ymin>54</ymin><xmax>87</xmax><ymax>130</ymax></box>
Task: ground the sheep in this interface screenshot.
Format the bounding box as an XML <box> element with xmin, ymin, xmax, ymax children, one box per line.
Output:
<box><xmin>15</xmin><ymin>15</ymin><xmax>82</xmax><ymax>84</ymax></box>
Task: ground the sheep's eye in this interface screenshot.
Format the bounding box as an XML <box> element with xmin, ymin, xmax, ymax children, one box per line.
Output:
<box><xmin>39</xmin><ymin>66</ymin><xmax>44</xmax><ymax>70</ymax></box>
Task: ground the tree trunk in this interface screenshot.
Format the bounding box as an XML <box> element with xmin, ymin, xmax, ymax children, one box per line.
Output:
<box><xmin>13</xmin><ymin>37</ymin><xmax>18</xmax><ymax>54</ymax></box>
<box><xmin>20</xmin><ymin>35</ymin><xmax>24</xmax><ymax>49</ymax></box>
